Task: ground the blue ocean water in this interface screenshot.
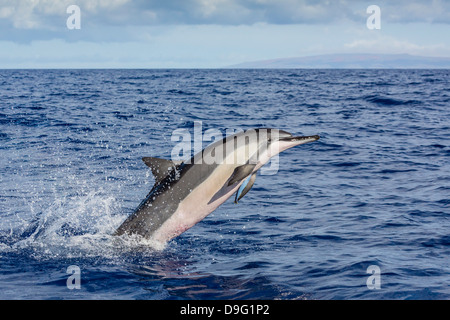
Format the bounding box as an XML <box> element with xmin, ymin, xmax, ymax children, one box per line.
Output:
<box><xmin>0</xmin><ymin>69</ymin><xmax>449</xmax><ymax>300</ymax></box>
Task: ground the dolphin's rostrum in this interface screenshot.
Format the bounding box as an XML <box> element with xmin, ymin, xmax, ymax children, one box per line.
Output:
<box><xmin>114</xmin><ymin>128</ymin><xmax>319</xmax><ymax>245</ymax></box>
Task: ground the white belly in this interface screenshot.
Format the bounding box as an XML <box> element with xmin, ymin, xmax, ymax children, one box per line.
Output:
<box><xmin>150</xmin><ymin>164</ymin><xmax>243</xmax><ymax>244</ymax></box>
<box><xmin>150</xmin><ymin>143</ymin><xmax>271</xmax><ymax>245</ymax></box>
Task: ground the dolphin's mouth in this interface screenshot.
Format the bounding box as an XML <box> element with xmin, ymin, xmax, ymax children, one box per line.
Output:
<box><xmin>278</xmin><ymin>135</ymin><xmax>320</xmax><ymax>142</ymax></box>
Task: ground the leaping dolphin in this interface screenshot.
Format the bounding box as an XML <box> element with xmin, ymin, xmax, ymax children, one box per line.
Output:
<box><xmin>114</xmin><ymin>128</ymin><xmax>319</xmax><ymax>245</ymax></box>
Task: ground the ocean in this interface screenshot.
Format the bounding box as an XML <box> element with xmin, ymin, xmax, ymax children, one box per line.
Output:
<box><xmin>0</xmin><ymin>69</ymin><xmax>449</xmax><ymax>300</ymax></box>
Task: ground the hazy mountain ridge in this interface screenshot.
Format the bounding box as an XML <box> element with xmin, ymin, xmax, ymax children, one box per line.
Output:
<box><xmin>229</xmin><ymin>53</ymin><xmax>450</xmax><ymax>68</ymax></box>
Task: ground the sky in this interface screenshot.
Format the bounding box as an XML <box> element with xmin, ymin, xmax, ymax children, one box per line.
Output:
<box><xmin>0</xmin><ymin>0</ymin><xmax>449</xmax><ymax>68</ymax></box>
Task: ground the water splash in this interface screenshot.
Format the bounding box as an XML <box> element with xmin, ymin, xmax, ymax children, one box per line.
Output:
<box><xmin>0</xmin><ymin>190</ymin><xmax>165</xmax><ymax>260</ymax></box>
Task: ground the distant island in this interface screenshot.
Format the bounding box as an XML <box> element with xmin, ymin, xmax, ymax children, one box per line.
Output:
<box><xmin>228</xmin><ymin>53</ymin><xmax>450</xmax><ymax>69</ymax></box>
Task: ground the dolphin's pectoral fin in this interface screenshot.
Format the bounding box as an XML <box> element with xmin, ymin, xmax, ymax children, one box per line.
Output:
<box><xmin>142</xmin><ymin>157</ymin><xmax>183</xmax><ymax>184</ymax></box>
<box><xmin>227</xmin><ymin>164</ymin><xmax>256</xmax><ymax>186</ymax></box>
<box><xmin>234</xmin><ymin>172</ymin><xmax>257</xmax><ymax>204</ymax></box>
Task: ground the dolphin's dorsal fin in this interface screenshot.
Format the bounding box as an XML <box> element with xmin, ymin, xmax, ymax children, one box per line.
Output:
<box><xmin>234</xmin><ymin>172</ymin><xmax>257</xmax><ymax>204</ymax></box>
<box><xmin>142</xmin><ymin>157</ymin><xmax>182</xmax><ymax>184</ymax></box>
<box><xmin>227</xmin><ymin>163</ymin><xmax>256</xmax><ymax>186</ymax></box>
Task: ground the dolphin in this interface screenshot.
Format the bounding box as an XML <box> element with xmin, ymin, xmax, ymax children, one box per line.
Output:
<box><xmin>114</xmin><ymin>128</ymin><xmax>319</xmax><ymax>245</ymax></box>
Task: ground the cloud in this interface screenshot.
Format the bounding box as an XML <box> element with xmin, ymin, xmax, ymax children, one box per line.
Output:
<box><xmin>1</xmin><ymin>0</ymin><xmax>449</xmax><ymax>33</ymax></box>
<box><xmin>382</xmin><ymin>0</ymin><xmax>450</xmax><ymax>24</ymax></box>
<box><xmin>110</xmin><ymin>0</ymin><xmax>450</xmax><ymax>25</ymax></box>
<box><xmin>129</xmin><ymin>0</ymin><xmax>360</xmax><ymax>25</ymax></box>
<box><xmin>344</xmin><ymin>34</ymin><xmax>450</xmax><ymax>57</ymax></box>
<box><xmin>0</xmin><ymin>0</ymin><xmax>130</xmax><ymax>30</ymax></box>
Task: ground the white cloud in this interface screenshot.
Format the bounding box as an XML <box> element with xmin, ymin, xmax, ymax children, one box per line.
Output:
<box><xmin>383</xmin><ymin>0</ymin><xmax>450</xmax><ymax>23</ymax></box>
<box><xmin>344</xmin><ymin>34</ymin><xmax>450</xmax><ymax>57</ymax></box>
<box><xmin>0</xmin><ymin>0</ymin><xmax>448</xmax><ymax>31</ymax></box>
<box><xmin>0</xmin><ymin>0</ymin><xmax>131</xmax><ymax>29</ymax></box>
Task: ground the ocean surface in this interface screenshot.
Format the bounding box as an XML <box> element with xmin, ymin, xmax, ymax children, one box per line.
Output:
<box><xmin>0</xmin><ymin>69</ymin><xmax>449</xmax><ymax>300</ymax></box>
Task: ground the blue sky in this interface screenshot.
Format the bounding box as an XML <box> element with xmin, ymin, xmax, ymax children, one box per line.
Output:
<box><xmin>0</xmin><ymin>0</ymin><xmax>449</xmax><ymax>68</ymax></box>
